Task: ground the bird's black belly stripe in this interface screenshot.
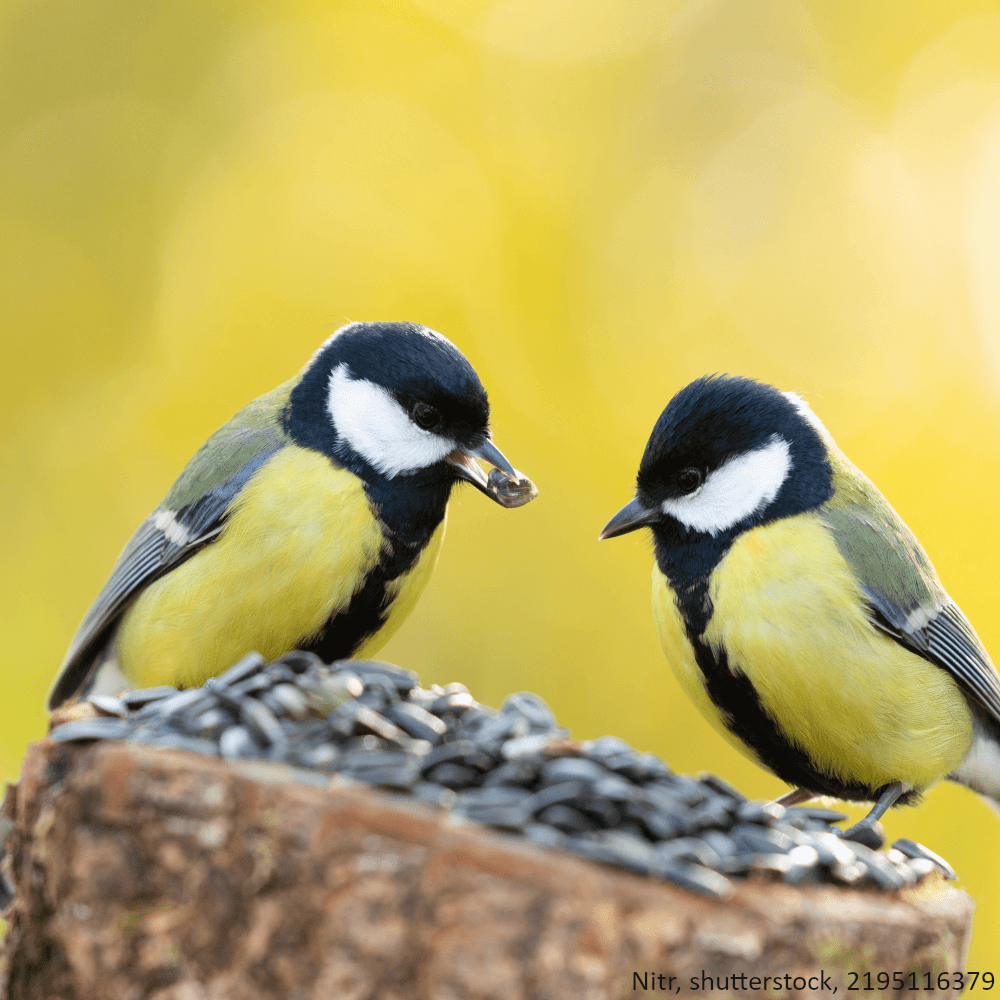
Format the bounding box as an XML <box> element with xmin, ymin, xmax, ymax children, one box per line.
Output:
<box><xmin>302</xmin><ymin>556</ymin><xmax>402</xmax><ymax>662</ymax></box>
<box><xmin>653</xmin><ymin>530</ymin><xmax>916</xmax><ymax>804</ymax></box>
<box><xmin>687</xmin><ymin>633</ymin><xmax>910</xmax><ymax>801</ymax></box>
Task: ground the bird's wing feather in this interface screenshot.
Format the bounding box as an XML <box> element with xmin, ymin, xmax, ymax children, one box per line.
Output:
<box><xmin>49</xmin><ymin>404</ymin><xmax>293</xmax><ymax>708</ymax></box>
<box><xmin>818</xmin><ymin>450</ymin><xmax>1000</xmax><ymax>727</ymax></box>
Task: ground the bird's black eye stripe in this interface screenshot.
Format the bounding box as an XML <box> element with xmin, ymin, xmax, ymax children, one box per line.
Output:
<box><xmin>411</xmin><ymin>401</ymin><xmax>441</xmax><ymax>430</ymax></box>
<box><xmin>674</xmin><ymin>467</ymin><xmax>703</xmax><ymax>493</ymax></box>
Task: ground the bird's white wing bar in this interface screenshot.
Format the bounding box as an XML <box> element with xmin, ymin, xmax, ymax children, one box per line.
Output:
<box><xmin>327</xmin><ymin>364</ymin><xmax>456</xmax><ymax>478</ymax></box>
<box><xmin>661</xmin><ymin>434</ymin><xmax>792</xmax><ymax>536</ymax></box>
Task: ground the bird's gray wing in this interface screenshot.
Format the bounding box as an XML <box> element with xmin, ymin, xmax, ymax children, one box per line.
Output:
<box><xmin>818</xmin><ymin>457</ymin><xmax>1000</xmax><ymax>727</ymax></box>
<box><xmin>49</xmin><ymin>404</ymin><xmax>292</xmax><ymax>708</ymax></box>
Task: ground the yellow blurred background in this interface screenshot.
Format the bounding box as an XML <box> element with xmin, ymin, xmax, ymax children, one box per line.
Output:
<box><xmin>3</xmin><ymin>0</ymin><xmax>1000</xmax><ymax>965</ymax></box>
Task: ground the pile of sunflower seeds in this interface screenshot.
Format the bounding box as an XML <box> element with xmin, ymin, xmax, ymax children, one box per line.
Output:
<box><xmin>48</xmin><ymin>651</ymin><xmax>956</xmax><ymax>898</ymax></box>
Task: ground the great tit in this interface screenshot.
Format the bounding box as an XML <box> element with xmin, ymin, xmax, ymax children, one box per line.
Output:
<box><xmin>49</xmin><ymin>321</ymin><xmax>535</xmax><ymax>709</ymax></box>
<box><xmin>600</xmin><ymin>375</ymin><xmax>1000</xmax><ymax>837</ymax></box>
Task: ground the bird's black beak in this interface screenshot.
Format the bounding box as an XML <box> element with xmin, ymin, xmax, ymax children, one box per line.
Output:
<box><xmin>599</xmin><ymin>497</ymin><xmax>661</xmax><ymax>539</ymax></box>
<box><xmin>446</xmin><ymin>439</ymin><xmax>537</xmax><ymax>508</ymax></box>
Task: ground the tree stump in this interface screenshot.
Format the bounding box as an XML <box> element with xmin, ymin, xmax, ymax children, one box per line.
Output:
<box><xmin>0</xmin><ymin>737</ymin><xmax>973</xmax><ymax>1000</ymax></box>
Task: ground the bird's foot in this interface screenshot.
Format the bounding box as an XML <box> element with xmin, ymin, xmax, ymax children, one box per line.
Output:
<box><xmin>841</xmin><ymin>819</ymin><xmax>886</xmax><ymax>850</ymax></box>
<box><xmin>841</xmin><ymin>781</ymin><xmax>909</xmax><ymax>850</ymax></box>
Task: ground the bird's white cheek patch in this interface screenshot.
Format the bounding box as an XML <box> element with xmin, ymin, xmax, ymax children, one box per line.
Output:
<box><xmin>661</xmin><ymin>435</ymin><xmax>792</xmax><ymax>535</ymax></box>
<box><xmin>326</xmin><ymin>364</ymin><xmax>455</xmax><ymax>478</ymax></box>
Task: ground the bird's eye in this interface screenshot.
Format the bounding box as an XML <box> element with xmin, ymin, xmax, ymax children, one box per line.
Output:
<box><xmin>411</xmin><ymin>402</ymin><xmax>441</xmax><ymax>430</ymax></box>
<box><xmin>674</xmin><ymin>468</ymin><xmax>703</xmax><ymax>494</ymax></box>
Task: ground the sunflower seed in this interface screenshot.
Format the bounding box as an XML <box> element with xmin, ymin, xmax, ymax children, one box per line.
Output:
<box><xmin>41</xmin><ymin>652</ymin><xmax>953</xmax><ymax>902</ymax></box>
<box><xmin>522</xmin><ymin>822</ymin><xmax>568</xmax><ymax>848</ymax></box>
<box><xmin>575</xmin><ymin>796</ymin><xmax>622</xmax><ymax>828</ymax></box>
<box><xmin>682</xmin><ymin>796</ymin><xmax>733</xmax><ymax>829</ymax></box>
<box><xmin>697</xmin><ymin>773</ymin><xmax>745</xmax><ymax>801</ymax></box>
<box><xmin>652</xmin><ymin>858</ymin><xmax>732</xmax><ymax>898</ymax></box>
<box><xmin>891</xmin><ymin>838</ymin><xmax>957</xmax><ymax>880</ymax></box>
<box><xmin>593</xmin><ymin>830</ymin><xmax>657</xmax><ymax>874</ymax></box>
<box><xmin>500</xmin><ymin>692</ymin><xmax>558</xmax><ymax>732</ymax></box>
<box><xmin>419</xmin><ymin>741</ymin><xmax>474</xmax><ymax>771</ymax></box>
<box><xmin>119</xmin><ymin>686</ymin><xmax>177</xmax><ymax>708</ymax></box>
<box><xmin>525</xmin><ymin>780</ymin><xmax>589</xmax><ymax>813</ymax></box>
<box><xmin>656</xmin><ymin>837</ymin><xmax>721</xmax><ymax>869</ymax></box>
<box><xmin>848</xmin><ymin>842</ymin><xmax>908</xmax><ymax>889</ymax></box>
<box><xmin>269</xmin><ymin>684</ymin><xmax>309</xmax><ymax>718</ymax></box>
<box><xmin>482</xmin><ymin>760</ymin><xmax>542</xmax><ymax>788</ymax></box>
<box><xmin>425</xmin><ymin>763</ymin><xmax>479</xmax><ymax>790</ymax></box>
<box><xmin>635</xmin><ymin>808</ymin><xmax>685</xmax><ymax>841</ymax></box>
<box><xmin>782</xmin><ymin>845</ymin><xmax>821</xmax><ymax>885</ymax></box>
<box><xmin>219</xmin><ymin>726</ymin><xmax>262</xmax><ymax>760</ymax></box>
<box><xmin>541</xmin><ymin>757</ymin><xmax>608</xmax><ymax>784</ymax></box>
<box><xmin>134</xmin><ymin>732</ymin><xmax>220</xmax><ymax>756</ymax></box>
<box><xmin>455</xmin><ymin>787</ymin><xmax>532</xmax><ymax>828</ymax></box>
<box><xmin>805</xmin><ymin>832</ymin><xmax>857</xmax><ymax>869</ymax></box>
<box><xmin>387</xmin><ymin>702</ymin><xmax>447</xmax><ymax>743</ymax></box>
<box><xmin>431</xmin><ymin>692</ymin><xmax>476</xmax><ymax>715</ymax></box>
<box><xmin>274</xmin><ymin>650</ymin><xmax>322</xmax><ymax>674</ymax></box>
<box><xmin>736</xmin><ymin>801</ymin><xmax>785</xmax><ymax>824</ymax></box>
<box><xmin>831</xmin><ymin>861</ymin><xmax>867</xmax><ymax>885</ymax></box>
<box><xmin>501</xmin><ymin>734</ymin><xmax>556</xmax><ymax>760</ymax></box>
<box><xmin>784</xmin><ymin>806</ymin><xmax>849</xmax><ymax>824</ymax></box>
<box><xmin>227</xmin><ymin>675</ymin><xmax>272</xmax><ymax>698</ymax></box>
<box><xmin>191</xmin><ymin>708</ymin><xmax>232</xmax><ymax>737</ymax></box>
<box><xmin>487</xmin><ymin>467</ymin><xmax>538</xmax><ymax>508</ymax></box>
<box><xmin>535</xmin><ymin>804</ymin><xmax>598</xmax><ymax>834</ymax></box>
<box><xmin>88</xmin><ymin>695</ymin><xmax>129</xmax><ymax>718</ymax></box>
<box><xmin>350</xmin><ymin>662</ymin><xmax>418</xmax><ymax>693</ymax></box>
<box><xmin>905</xmin><ymin>857</ymin><xmax>939</xmax><ymax>879</ymax></box>
<box><xmin>699</xmin><ymin>830</ymin><xmax>738</xmax><ymax>859</ymax></box>
<box><xmin>213</xmin><ymin>651</ymin><xmax>266</xmax><ymax>688</ymax></box>
<box><xmin>239</xmin><ymin>698</ymin><xmax>287</xmax><ymax>750</ymax></box>
<box><xmin>50</xmin><ymin>718</ymin><xmax>136</xmax><ymax>742</ymax></box>
<box><xmin>731</xmin><ymin>824</ymin><xmax>795</xmax><ymax>855</ymax></box>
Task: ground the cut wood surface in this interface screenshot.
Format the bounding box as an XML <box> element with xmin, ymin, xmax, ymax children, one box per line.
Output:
<box><xmin>0</xmin><ymin>736</ymin><xmax>973</xmax><ymax>1000</ymax></box>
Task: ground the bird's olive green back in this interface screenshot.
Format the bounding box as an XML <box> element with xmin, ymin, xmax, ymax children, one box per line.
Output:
<box><xmin>161</xmin><ymin>375</ymin><xmax>299</xmax><ymax>511</ymax></box>
<box><xmin>822</xmin><ymin>435</ymin><xmax>1000</xmax><ymax>728</ymax></box>
<box><xmin>816</xmin><ymin>433</ymin><xmax>947</xmax><ymax>617</ymax></box>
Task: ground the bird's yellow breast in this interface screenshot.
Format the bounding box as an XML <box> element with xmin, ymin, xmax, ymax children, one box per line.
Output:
<box><xmin>653</xmin><ymin>513</ymin><xmax>973</xmax><ymax>792</ymax></box>
<box><xmin>116</xmin><ymin>447</ymin><xmax>442</xmax><ymax>688</ymax></box>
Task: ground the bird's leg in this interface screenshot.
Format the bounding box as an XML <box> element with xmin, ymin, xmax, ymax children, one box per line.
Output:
<box><xmin>842</xmin><ymin>781</ymin><xmax>908</xmax><ymax>846</ymax></box>
<box><xmin>773</xmin><ymin>787</ymin><xmax>815</xmax><ymax>807</ymax></box>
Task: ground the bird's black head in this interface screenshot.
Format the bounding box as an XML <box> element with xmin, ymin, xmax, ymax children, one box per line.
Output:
<box><xmin>287</xmin><ymin>321</ymin><xmax>522</xmax><ymax>503</ymax></box>
<box><xmin>602</xmin><ymin>375</ymin><xmax>833</xmax><ymax>543</ymax></box>
<box><xmin>333</xmin><ymin>321</ymin><xmax>489</xmax><ymax>447</ymax></box>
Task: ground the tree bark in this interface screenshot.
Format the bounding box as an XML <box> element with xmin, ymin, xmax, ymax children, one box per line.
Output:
<box><xmin>0</xmin><ymin>736</ymin><xmax>973</xmax><ymax>1000</ymax></box>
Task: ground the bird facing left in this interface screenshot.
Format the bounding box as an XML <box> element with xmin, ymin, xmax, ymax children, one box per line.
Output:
<box><xmin>599</xmin><ymin>375</ymin><xmax>1000</xmax><ymax>840</ymax></box>
<box><xmin>49</xmin><ymin>321</ymin><xmax>537</xmax><ymax>709</ymax></box>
